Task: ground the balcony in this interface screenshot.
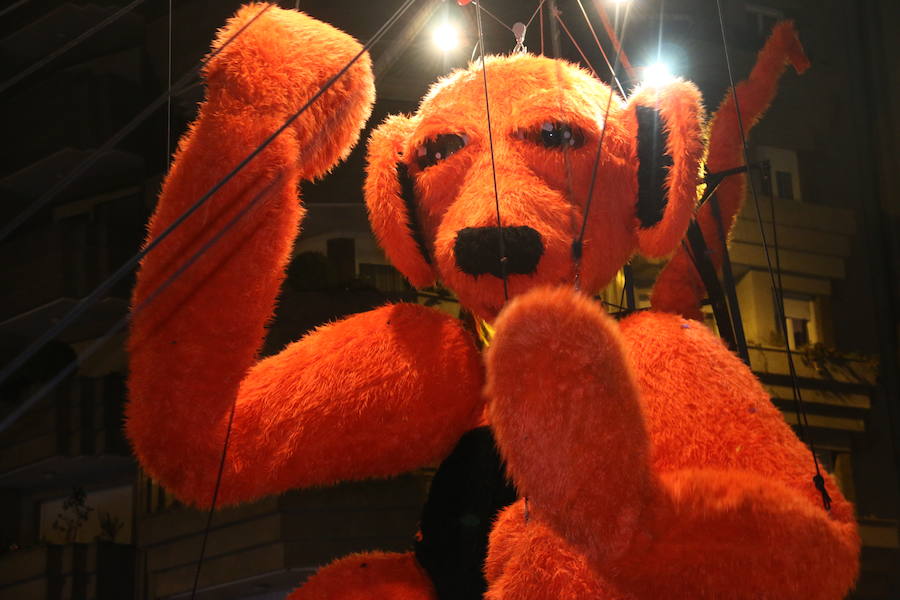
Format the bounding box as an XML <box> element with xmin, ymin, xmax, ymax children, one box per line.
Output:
<box><xmin>0</xmin><ymin>375</ymin><xmax>133</xmax><ymax>492</ymax></box>
<box><xmin>0</xmin><ymin>541</ymin><xmax>134</xmax><ymax>600</ymax></box>
<box><xmin>138</xmin><ymin>474</ymin><xmax>430</xmax><ymax>599</ymax></box>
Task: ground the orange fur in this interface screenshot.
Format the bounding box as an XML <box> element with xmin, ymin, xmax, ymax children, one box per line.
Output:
<box><xmin>287</xmin><ymin>552</ymin><xmax>436</xmax><ymax>600</ymax></box>
<box><xmin>366</xmin><ymin>55</ymin><xmax>706</xmax><ymax>320</ymax></box>
<box><xmin>365</xmin><ymin>114</ymin><xmax>435</xmax><ymax>288</ymax></box>
<box><xmin>652</xmin><ymin>21</ymin><xmax>810</xmax><ymax>318</ymax></box>
<box><xmin>485</xmin><ymin>289</ymin><xmax>858</xmax><ymax>598</ymax></box>
<box><xmin>128</xmin><ymin>3</ymin><xmax>482</xmax><ymax>507</ymax></box>
<box><xmin>127</xmin><ymin>7</ymin><xmax>857</xmax><ymax>599</ymax></box>
<box><xmin>627</xmin><ymin>80</ymin><xmax>705</xmax><ymax>257</ymax></box>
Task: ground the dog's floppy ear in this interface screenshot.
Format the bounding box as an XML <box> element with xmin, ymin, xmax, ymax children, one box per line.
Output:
<box><xmin>364</xmin><ymin>114</ymin><xmax>435</xmax><ymax>288</ymax></box>
<box><xmin>626</xmin><ymin>80</ymin><xmax>705</xmax><ymax>257</ymax></box>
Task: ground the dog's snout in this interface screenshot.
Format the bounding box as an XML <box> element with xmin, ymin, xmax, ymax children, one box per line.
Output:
<box><xmin>454</xmin><ymin>226</ymin><xmax>544</xmax><ymax>278</ymax></box>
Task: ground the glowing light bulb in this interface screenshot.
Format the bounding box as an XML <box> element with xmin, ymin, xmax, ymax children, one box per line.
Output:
<box><xmin>433</xmin><ymin>23</ymin><xmax>460</xmax><ymax>52</ymax></box>
<box><xmin>642</xmin><ymin>62</ymin><xmax>674</xmax><ymax>86</ymax></box>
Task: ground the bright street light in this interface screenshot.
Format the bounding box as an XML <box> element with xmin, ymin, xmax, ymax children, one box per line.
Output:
<box><xmin>433</xmin><ymin>23</ymin><xmax>460</xmax><ymax>52</ymax></box>
<box><xmin>642</xmin><ymin>62</ymin><xmax>674</xmax><ymax>86</ymax></box>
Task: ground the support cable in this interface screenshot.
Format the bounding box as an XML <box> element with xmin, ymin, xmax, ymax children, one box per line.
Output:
<box><xmin>0</xmin><ymin>3</ymin><xmax>274</xmax><ymax>245</ymax></box>
<box><xmin>166</xmin><ymin>0</ymin><xmax>174</xmax><ymax>174</ymax></box>
<box><xmin>572</xmin><ymin>1</ymin><xmax>631</xmax><ymax>286</ymax></box>
<box><xmin>0</xmin><ymin>0</ymin><xmax>147</xmax><ymax>95</ymax></box>
<box><xmin>546</xmin><ymin>0</ymin><xmax>578</xmax><ymax>268</ymax></box>
<box><xmin>189</xmin><ymin>2</ymin><xmax>416</xmax><ymax>591</ymax></box>
<box><xmin>574</xmin><ymin>0</ymin><xmax>624</xmax><ymax>96</ymax></box>
<box><xmin>0</xmin><ymin>5</ymin><xmax>275</xmax><ymax>397</ymax></box>
<box><xmin>0</xmin><ymin>0</ymin><xmax>417</xmax><ymax>417</ymax></box>
<box><xmin>539</xmin><ymin>3</ymin><xmax>545</xmax><ymax>55</ymax></box>
<box><xmin>713</xmin><ymin>0</ymin><xmax>830</xmax><ymax>510</ymax></box>
<box><xmin>554</xmin><ymin>11</ymin><xmax>600</xmax><ymax>79</ymax></box>
<box><xmin>469</xmin><ymin>1</ymin><xmax>545</xmax><ymax>53</ymax></box>
<box><xmin>474</xmin><ymin>1</ymin><xmax>512</xmax><ymax>33</ymax></box>
<box><xmin>0</xmin><ymin>0</ymin><xmax>33</xmax><ymax>19</ymax></box>
<box><xmin>525</xmin><ymin>0</ymin><xmax>547</xmax><ymax>30</ymax></box>
<box><xmin>594</xmin><ymin>0</ymin><xmax>634</xmax><ymax>80</ymax></box>
<box><xmin>181</xmin><ymin>174</ymin><xmax>284</xmax><ymax>600</ymax></box>
<box><xmin>0</xmin><ymin>172</ymin><xmax>282</xmax><ymax>434</ymax></box>
<box><xmin>474</xmin><ymin>1</ymin><xmax>509</xmax><ymax>301</ymax></box>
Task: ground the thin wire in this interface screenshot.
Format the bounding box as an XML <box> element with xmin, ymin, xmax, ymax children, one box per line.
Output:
<box><xmin>0</xmin><ymin>0</ymin><xmax>147</xmax><ymax>95</ymax></box>
<box><xmin>555</xmin><ymin>12</ymin><xmax>599</xmax><ymax>79</ymax></box>
<box><xmin>770</xmin><ymin>193</ymin><xmax>813</xmax><ymax>432</ymax></box>
<box><xmin>474</xmin><ymin>1</ymin><xmax>513</xmax><ymax>33</ymax></box>
<box><xmin>166</xmin><ymin>0</ymin><xmax>174</xmax><ymax>174</ymax></box>
<box><xmin>572</xmin><ymin>2</ymin><xmax>631</xmax><ymax>283</ymax></box>
<box><xmin>525</xmin><ymin>0</ymin><xmax>546</xmax><ymax>29</ymax></box>
<box><xmin>574</xmin><ymin>0</ymin><xmax>624</xmax><ymax>97</ymax></box>
<box><xmin>0</xmin><ymin>3</ymin><xmax>274</xmax><ymax>245</ymax></box>
<box><xmin>0</xmin><ymin>0</ymin><xmax>33</xmax><ymax>19</ymax></box>
<box><xmin>0</xmin><ymin>6</ymin><xmax>275</xmax><ymax>398</ymax></box>
<box><xmin>185</xmin><ymin>177</ymin><xmax>283</xmax><ymax>600</ymax></box>
<box><xmin>539</xmin><ymin>3</ymin><xmax>545</xmax><ymax>55</ymax></box>
<box><xmin>713</xmin><ymin>0</ymin><xmax>828</xmax><ymax>509</ymax></box>
<box><xmin>190</xmin><ymin>397</ymin><xmax>238</xmax><ymax>598</ymax></box>
<box><xmin>474</xmin><ymin>2</ymin><xmax>509</xmax><ymax>301</ymax></box>
<box><xmin>546</xmin><ymin>0</ymin><xmax>578</xmax><ymax>287</ymax></box>
<box><xmin>0</xmin><ymin>171</ymin><xmax>282</xmax><ymax>434</ymax></box>
<box><xmin>0</xmin><ymin>0</ymin><xmax>416</xmax><ymax>407</ymax></box>
<box><xmin>190</xmin><ymin>2</ymin><xmax>416</xmax><ymax>591</ymax></box>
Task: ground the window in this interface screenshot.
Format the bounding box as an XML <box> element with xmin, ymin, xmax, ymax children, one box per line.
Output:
<box><xmin>755</xmin><ymin>146</ymin><xmax>802</xmax><ymax>201</ymax></box>
<box><xmin>775</xmin><ymin>171</ymin><xmax>794</xmax><ymax>199</ymax></box>
<box><xmin>359</xmin><ymin>263</ymin><xmax>410</xmax><ymax>293</ymax></box>
<box><xmin>782</xmin><ymin>296</ymin><xmax>818</xmax><ymax>350</ymax></box>
<box><xmin>745</xmin><ymin>4</ymin><xmax>783</xmax><ymax>39</ymax></box>
<box><xmin>701</xmin><ymin>303</ymin><xmax>720</xmax><ymax>336</ymax></box>
<box><xmin>326</xmin><ymin>238</ymin><xmax>356</xmax><ymax>285</ymax></box>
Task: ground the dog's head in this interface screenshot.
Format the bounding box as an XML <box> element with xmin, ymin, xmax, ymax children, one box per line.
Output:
<box><xmin>365</xmin><ymin>54</ymin><xmax>705</xmax><ymax>320</ymax></box>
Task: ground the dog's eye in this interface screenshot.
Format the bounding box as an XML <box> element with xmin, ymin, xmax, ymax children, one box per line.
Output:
<box><xmin>416</xmin><ymin>134</ymin><xmax>468</xmax><ymax>169</ymax></box>
<box><xmin>519</xmin><ymin>122</ymin><xmax>585</xmax><ymax>150</ymax></box>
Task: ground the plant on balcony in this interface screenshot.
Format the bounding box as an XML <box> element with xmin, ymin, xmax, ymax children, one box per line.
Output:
<box><xmin>799</xmin><ymin>342</ymin><xmax>879</xmax><ymax>382</ymax></box>
<box><xmin>96</xmin><ymin>510</ymin><xmax>124</xmax><ymax>543</ymax></box>
<box><xmin>52</xmin><ymin>487</ymin><xmax>93</xmax><ymax>543</ymax></box>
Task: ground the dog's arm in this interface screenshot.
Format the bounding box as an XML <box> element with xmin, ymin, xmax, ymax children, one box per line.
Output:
<box><xmin>127</xmin><ymin>5</ymin><xmax>484</xmax><ymax>507</ymax></box>
<box><xmin>132</xmin><ymin>299</ymin><xmax>484</xmax><ymax>507</ymax></box>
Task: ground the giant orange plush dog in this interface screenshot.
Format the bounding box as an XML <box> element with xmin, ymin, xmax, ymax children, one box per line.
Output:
<box><xmin>126</xmin><ymin>4</ymin><xmax>860</xmax><ymax>599</ymax></box>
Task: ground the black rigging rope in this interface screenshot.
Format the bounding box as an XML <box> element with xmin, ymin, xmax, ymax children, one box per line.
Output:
<box><xmin>0</xmin><ymin>0</ymin><xmax>147</xmax><ymax>95</ymax></box>
<box><xmin>474</xmin><ymin>1</ymin><xmax>509</xmax><ymax>301</ymax></box>
<box><xmin>713</xmin><ymin>0</ymin><xmax>830</xmax><ymax>510</ymax></box>
<box><xmin>0</xmin><ymin>3</ymin><xmax>274</xmax><ymax>245</ymax></box>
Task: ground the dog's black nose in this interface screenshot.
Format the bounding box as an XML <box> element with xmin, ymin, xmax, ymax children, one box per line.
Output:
<box><xmin>454</xmin><ymin>226</ymin><xmax>544</xmax><ymax>278</ymax></box>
